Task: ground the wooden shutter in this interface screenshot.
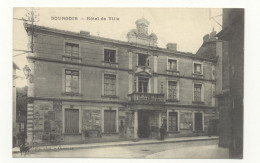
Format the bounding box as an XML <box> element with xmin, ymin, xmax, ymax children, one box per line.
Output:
<box><xmin>169</xmin><ymin>112</ymin><xmax>178</xmax><ymax>131</ymax></box>
<box><xmin>104</xmin><ymin>110</ymin><xmax>116</xmax><ymax>133</ymax></box>
<box><xmin>195</xmin><ymin>113</ymin><xmax>203</xmax><ymax>131</ymax></box>
<box><xmin>65</xmin><ymin>109</ymin><xmax>79</xmax><ymax>133</ymax></box>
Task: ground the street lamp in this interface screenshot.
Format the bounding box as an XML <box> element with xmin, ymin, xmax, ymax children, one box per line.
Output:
<box><xmin>23</xmin><ymin>65</ymin><xmax>33</xmax><ymax>83</ymax></box>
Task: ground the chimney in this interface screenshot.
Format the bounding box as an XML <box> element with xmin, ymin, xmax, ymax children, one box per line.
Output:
<box><xmin>80</xmin><ymin>31</ymin><xmax>90</xmax><ymax>36</ymax></box>
<box><xmin>203</xmin><ymin>34</ymin><xmax>210</xmax><ymax>42</ymax></box>
<box><xmin>166</xmin><ymin>43</ymin><xmax>177</xmax><ymax>51</ymax></box>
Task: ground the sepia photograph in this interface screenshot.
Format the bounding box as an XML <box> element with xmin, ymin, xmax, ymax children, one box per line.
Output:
<box><xmin>12</xmin><ymin>7</ymin><xmax>244</xmax><ymax>159</ymax></box>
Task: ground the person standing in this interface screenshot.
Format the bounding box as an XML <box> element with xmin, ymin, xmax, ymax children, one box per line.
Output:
<box><xmin>159</xmin><ymin>124</ymin><xmax>165</xmax><ymax>140</ymax></box>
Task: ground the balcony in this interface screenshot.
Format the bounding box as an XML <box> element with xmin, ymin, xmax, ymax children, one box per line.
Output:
<box><xmin>128</xmin><ymin>92</ymin><xmax>165</xmax><ymax>103</ymax></box>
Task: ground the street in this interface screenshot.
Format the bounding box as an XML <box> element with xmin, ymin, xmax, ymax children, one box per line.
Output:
<box><xmin>13</xmin><ymin>139</ymin><xmax>229</xmax><ymax>158</ymax></box>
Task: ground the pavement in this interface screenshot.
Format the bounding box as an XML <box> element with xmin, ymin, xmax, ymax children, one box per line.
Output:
<box><xmin>12</xmin><ymin>136</ymin><xmax>218</xmax><ymax>153</ymax></box>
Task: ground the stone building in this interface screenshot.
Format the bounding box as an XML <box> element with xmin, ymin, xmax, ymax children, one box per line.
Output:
<box><xmin>216</xmin><ymin>9</ymin><xmax>244</xmax><ymax>158</ymax></box>
<box><xmin>24</xmin><ymin>18</ymin><xmax>217</xmax><ymax>146</ymax></box>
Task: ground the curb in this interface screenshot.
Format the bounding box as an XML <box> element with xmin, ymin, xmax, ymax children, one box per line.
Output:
<box><xmin>13</xmin><ymin>137</ymin><xmax>218</xmax><ymax>154</ymax></box>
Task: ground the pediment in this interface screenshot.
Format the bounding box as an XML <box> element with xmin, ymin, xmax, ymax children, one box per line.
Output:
<box><xmin>135</xmin><ymin>70</ymin><xmax>152</xmax><ymax>77</ymax></box>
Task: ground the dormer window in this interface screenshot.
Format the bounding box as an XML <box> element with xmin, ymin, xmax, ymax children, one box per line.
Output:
<box><xmin>138</xmin><ymin>53</ymin><xmax>149</xmax><ymax>67</ymax></box>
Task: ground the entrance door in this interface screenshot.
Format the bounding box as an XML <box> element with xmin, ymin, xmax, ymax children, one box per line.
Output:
<box><xmin>195</xmin><ymin>113</ymin><xmax>203</xmax><ymax>131</ymax></box>
<box><xmin>138</xmin><ymin>111</ymin><xmax>150</xmax><ymax>138</ymax></box>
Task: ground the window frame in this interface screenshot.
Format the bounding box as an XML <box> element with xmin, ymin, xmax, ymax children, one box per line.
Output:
<box><xmin>193</xmin><ymin>83</ymin><xmax>204</xmax><ymax>102</ymax></box>
<box><xmin>62</xmin><ymin>68</ymin><xmax>82</xmax><ymax>96</ymax></box>
<box><xmin>63</xmin><ymin>41</ymin><xmax>81</xmax><ymax>62</ymax></box>
<box><xmin>62</xmin><ymin>106</ymin><xmax>82</xmax><ymax>134</ymax></box>
<box><xmin>193</xmin><ymin>62</ymin><xmax>203</xmax><ymax>75</ymax></box>
<box><xmin>193</xmin><ymin>111</ymin><xmax>204</xmax><ymax>132</ymax></box>
<box><xmin>167</xmin><ymin>57</ymin><xmax>178</xmax><ymax>71</ymax></box>
<box><xmin>65</xmin><ymin>69</ymin><xmax>79</xmax><ymax>94</ymax></box>
<box><xmin>104</xmin><ymin>49</ymin><xmax>117</xmax><ymax>63</ymax></box>
<box><xmin>137</xmin><ymin>53</ymin><xmax>149</xmax><ymax>67</ymax></box>
<box><xmin>167</xmin><ymin>111</ymin><xmax>179</xmax><ymax>132</ymax></box>
<box><xmin>102</xmin><ymin>108</ymin><xmax>119</xmax><ymax>133</ymax></box>
<box><xmin>104</xmin><ymin>74</ymin><xmax>117</xmax><ymax>96</ymax></box>
<box><xmin>138</xmin><ymin>77</ymin><xmax>149</xmax><ymax>93</ymax></box>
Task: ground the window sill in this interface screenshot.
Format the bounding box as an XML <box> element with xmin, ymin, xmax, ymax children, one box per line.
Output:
<box><xmin>193</xmin><ymin>131</ymin><xmax>204</xmax><ymax>133</ymax></box>
<box><xmin>166</xmin><ymin>69</ymin><xmax>179</xmax><ymax>73</ymax></box>
<box><xmin>192</xmin><ymin>101</ymin><xmax>205</xmax><ymax>104</ymax></box>
<box><xmin>166</xmin><ymin>99</ymin><xmax>180</xmax><ymax>102</ymax></box>
<box><xmin>62</xmin><ymin>133</ymin><xmax>82</xmax><ymax>135</ymax></box>
<box><xmin>62</xmin><ymin>55</ymin><xmax>82</xmax><ymax>60</ymax></box>
<box><xmin>101</xmin><ymin>95</ymin><xmax>119</xmax><ymax>99</ymax></box>
<box><xmin>192</xmin><ymin>73</ymin><xmax>203</xmax><ymax>76</ymax></box>
<box><xmin>102</xmin><ymin>61</ymin><xmax>118</xmax><ymax>64</ymax></box>
<box><xmin>62</xmin><ymin>92</ymin><xmax>83</xmax><ymax>96</ymax></box>
<box><xmin>102</xmin><ymin>132</ymin><xmax>119</xmax><ymax>134</ymax></box>
<box><xmin>136</xmin><ymin>65</ymin><xmax>151</xmax><ymax>69</ymax></box>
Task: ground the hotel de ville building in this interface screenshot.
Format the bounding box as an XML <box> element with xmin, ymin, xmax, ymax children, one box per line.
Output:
<box><xmin>23</xmin><ymin>18</ymin><xmax>222</xmax><ymax>145</ymax></box>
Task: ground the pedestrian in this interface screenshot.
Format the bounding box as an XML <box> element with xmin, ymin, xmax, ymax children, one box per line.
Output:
<box><xmin>159</xmin><ymin>125</ymin><xmax>165</xmax><ymax>140</ymax></box>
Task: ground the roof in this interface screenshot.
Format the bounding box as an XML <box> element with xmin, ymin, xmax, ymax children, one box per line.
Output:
<box><xmin>24</xmin><ymin>23</ymin><xmax>217</xmax><ymax>63</ymax></box>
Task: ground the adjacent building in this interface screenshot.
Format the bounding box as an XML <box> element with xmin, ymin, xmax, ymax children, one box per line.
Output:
<box><xmin>24</xmin><ymin>18</ymin><xmax>218</xmax><ymax>146</ymax></box>
<box><xmin>216</xmin><ymin>9</ymin><xmax>244</xmax><ymax>158</ymax></box>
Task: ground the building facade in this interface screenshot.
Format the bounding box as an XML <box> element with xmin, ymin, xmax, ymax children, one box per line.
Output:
<box><xmin>24</xmin><ymin>18</ymin><xmax>217</xmax><ymax>146</ymax></box>
<box><xmin>216</xmin><ymin>9</ymin><xmax>244</xmax><ymax>158</ymax></box>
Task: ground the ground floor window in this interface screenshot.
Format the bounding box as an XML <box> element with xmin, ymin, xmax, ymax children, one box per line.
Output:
<box><xmin>168</xmin><ymin>112</ymin><xmax>178</xmax><ymax>131</ymax></box>
<box><xmin>179</xmin><ymin>112</ymin><xmax>193</xmax><ymax>131</ymax></box>
<box><xmin>194</xmin><ymin>112</ymin><xmax>203</xmax><ymax>131</ymax></box>
<box><xmin>104</xmin><ymin>110</ymin><xmax>116</xmax><ymax>133</ymax></box>
<box><xmin>65</xmin><ymin>109</ymin><xmax>79</xmax><ymax>133</ymax></box>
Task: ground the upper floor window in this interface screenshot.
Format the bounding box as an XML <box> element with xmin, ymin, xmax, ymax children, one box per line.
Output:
<box><xmin>104</xmin><ymin>74</ymin><xmax>116</xmax><ymax>96</ymax></box>
<box><xmin>194</xmin><ymin>84</ymin><xmax>202</xmax><ymax>102</ymax></box>
<box><xmin>104</xmin><ymin>49</ymin><xmax>116</xmax><ymax>63</ymax></box>
<box><xmin>168</xmin><ymin>59</ymin><xmax>177</xmax><ymax>71</ymax></box>
<box><xmin>65</xmin><ymin>70</ymin><xmax>79</xmax><ymax>93</ymax></box>
<box><xmin>138</xmin><ymin>77</ymin><xmax>148</xmax><ymax>93</ymax></box>
<box><xmin>138</xmin><ymin>54</ymin><xmax>149</xmax><ymax>67</ymax></box>
<box><xmin>65</xmin><ymin>43</ymin><xmax>79</xmax><ymax>57</ymax></box>
<box><xmin>168</xmin><ymin>81</ymin><xmax>178</xmax><ymax>100</ymax></box>
<box><xmin>194</xmin><ymin>63</ymin><xmax>202</xmax><ymax>74</ymax></box>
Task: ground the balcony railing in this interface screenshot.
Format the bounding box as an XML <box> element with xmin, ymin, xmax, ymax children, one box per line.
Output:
<box><xmin>128</xmin><ymin>92</ymin><xmax>165</xmax><ymax>103</ymax></box>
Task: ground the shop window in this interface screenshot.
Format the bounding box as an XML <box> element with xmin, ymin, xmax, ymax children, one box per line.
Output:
<box><xmin>104</xmin><ymin>49</ymin><xmax>116</xmax><ymax>63</ymax></box>
<box><xmin>104</xmin><ymin>74</ymin><xmax>116</xmax><ymax>96</ymax></box>
<box><xmin>104</xmin><ymin>110</ymin><xmax>116</xmax><ymax>133</ymax></box>
<box><xmin>64</xmin><ymin>109</ymin><xmax>79</xmax><ymax>133</ymax></box>
<box><xmin>65</xmin><ymin>70</ymin><xmax>79</xmax><ymax>93</ymax></box>
<box><xmin>168</xmin><ymin>112</ymin><xmax>178</xmax><ymax>131</ymax></box>
<box><xmin>138</xmin><ymin>77</ymin><xmax>148</xmax><ymax>93</ymax></box>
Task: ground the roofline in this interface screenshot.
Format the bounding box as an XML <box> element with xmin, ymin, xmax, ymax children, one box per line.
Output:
<box><xmin>24</xmin><ymin>23</ymin><xmax>217</xmax><ymax>63</ymax></box>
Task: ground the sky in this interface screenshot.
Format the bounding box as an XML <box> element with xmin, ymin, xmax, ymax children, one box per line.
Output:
<box><xmin>13</xmin><ymin>8</ymin><xmax>222</xmax><ymax>87</ymax></box>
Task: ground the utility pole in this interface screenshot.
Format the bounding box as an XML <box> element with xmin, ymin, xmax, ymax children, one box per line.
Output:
<box><xmin>25</xmin><ymin>8</ymin><xmax>39</xmax><ymax>53</ymax></box>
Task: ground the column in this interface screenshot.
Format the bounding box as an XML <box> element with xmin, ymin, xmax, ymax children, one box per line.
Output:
<box><xmin>154</xmin><ymin>77</ymin><xmax>158</xmax><ymax>93</ymax></box>
<box><xmin>153</xmin><ymin>55</ymin><xmax>157</xmax><ymax>72</ymax></box>
<box><xmin>134</xmin><ymin>110</ymin><xmax>138</xmax><ymax>139</ymax></box>
<box><xmin>26</xmin><ymin>103</ymin><xmax>34</xmax><ymax>146</ymax></box>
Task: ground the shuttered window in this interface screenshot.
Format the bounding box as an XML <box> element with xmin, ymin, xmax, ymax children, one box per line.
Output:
<box><xmin>104</xmin><ymin>110</ymin><xmax>116</xmax><ymax>133</ymax></box>
<box><xmin>194</xmin><ymin>84</ymin><xmax>202</xmax><ymax>101</ymax></box>
<box><xmin>168</xmin><ymin>81</ymin><xmax>177</xmax><ymax>100</ymax></box>
<box><xmin>195</xmin><ymin>113</ymin><xmax>203</xmax><ymax>131</ymax></box>
<box><xmin>65</xmin><ymin>109</ymin><xmax>79</xmax><ymax>133</ymax></box>
<box><xmin>168</xmin><ymin>112</ymin><xmax>178</xmax><ymax>131</ymax></box>
<box><xmin>104</xmin><ymin>74</ymin><xmax>116</xmax><ymax>96</ymax></box>
<box><xmin>65</xmin><ymin>70</ymin><xmax>79</xmax><ymax>93</ymax></box>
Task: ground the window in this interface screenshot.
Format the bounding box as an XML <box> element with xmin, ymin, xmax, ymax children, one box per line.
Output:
<box><xmin>138</xmin><ymin>54</ymin><xmax>149</xmax><ymax>66</ymax></box>
<box><xmin>138</xmin><ymin>77</ymin><xmax>148</xmax><ymax>93</ymax></box>
<box><xmin>65</xmin><ymin>43</ymin><xmax>79</xmax><ymax>57</ymax></box>
<box><xmin>65</xmin><ymin>70</ymin><xmax>79</xmax><ymax>93</ymax></box>
<box><xmin>194</xmin><ymin>113</ymin><xmax>203</xmax><ymax>131</ymax></box>
<box><xmin>168</xmin><ymin>81</ymin><xmax>178</xmax><ymax>100</ymax></box>
<box><xmin>194</xmin><ymin>84</ymin><xmax>202</xmax><ymax>102</ymax></box>
<box><xmin>194</xmin><ymin>63</ymin><xmax>202</xmax><ymax>74</ymax></box>
<box><xmin>104</xmin><ymin>74</ymin><xmax>116</xmax><ymax>96</ymax></box>
<box><xmin>104</xmin><ymin>110</ymin><xmax>116</xmax><ymax>133</ymax></box>
<box><xmin>64</xmin><ymin>109</ymin><xmax>79</xmax><ymax>133</ymax></box>
<box><xmin>168</xmin><ymin>112</ymin><xmax>178</xmax><ymax>131</ymax></box>
<box><xmin>19</xmin><ymin>123</ymin><xmax>25</xmax><ymax>132</ymax></box>
<box><xmin>104</xmin><ymin>49</ymin><xmax>116</xmax><ymax>63</ymax></box>
<box><xmin>168</xmin><ymin>59</ymin><xmax>177</xmax><ymax>71</ymax></box>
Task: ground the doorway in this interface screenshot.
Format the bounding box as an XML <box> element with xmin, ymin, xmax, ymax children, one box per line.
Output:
<box><xmin>138</xmin><ymin>110</ymin><xmax>150</xmax><ymax>138</ymax></box>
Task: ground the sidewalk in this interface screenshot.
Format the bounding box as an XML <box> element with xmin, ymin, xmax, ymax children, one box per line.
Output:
<box><xmin>12</xmin><ymin>136</ymin><xmax>218</xmax><ymax>153</ymax></box>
